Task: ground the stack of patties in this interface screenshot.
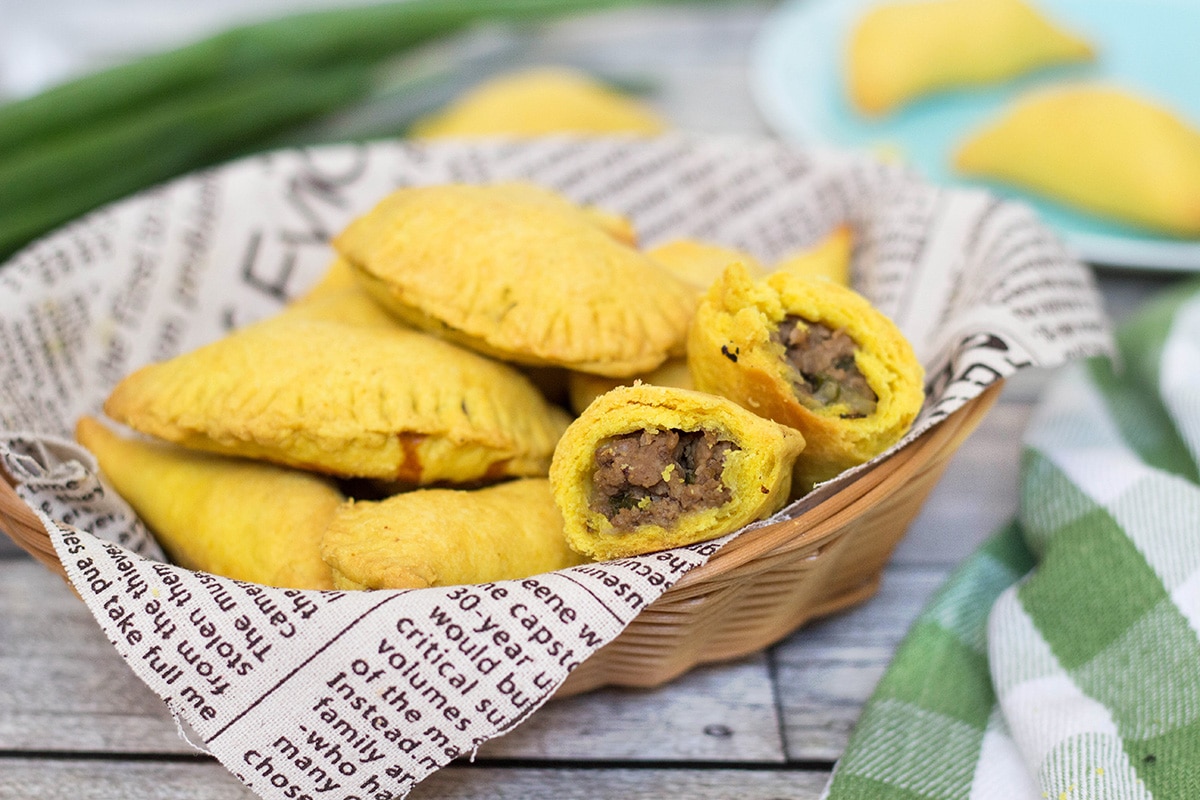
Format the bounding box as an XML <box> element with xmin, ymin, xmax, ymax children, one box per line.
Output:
<box><xmin>82</xmin><ymin>179</ymin><xmax>925</xmax><ymax>589</ymax></box>
<box><xmin>82</xmin><ymin>183</ymin><xmax>688</xmax><ymax>587</ymax></box>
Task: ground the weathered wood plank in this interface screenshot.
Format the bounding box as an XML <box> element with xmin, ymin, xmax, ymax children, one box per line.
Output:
<box><xmin>0</xmin><ymin>534</ymin><xmax>22</xmax><ymax>558</ymax></box>
<box><xmin>0</xmin><ymin>559</ymin><xmax>784</xmax><ymax>762</ymax></box>
<box><xmin>892</xmin><ymin>392</ymin><xmax>1034</xmax><ymax>567</ymax></box>
<box><xmin>772</xmin><ymin>567</ymin><xmax>947</xmax><ymax>762</ymax></box>
<box><xmin>0</xmin><ymin>557</ymin><xmax>194</xmax><ymax>754</ymax></box>
<box><xmin>0</xmin><ymin>758</ymin><xmax>252</xmax><ymax>800</ymax></box>
<box><xmin>0</xmin><ymin>658</ymin><xmax>186</xmax><ymax>754</ymax></box>
<box><xmin>483</xmin><ymin>654</ymin><xmax>784</xmax><ymax>762</ymax></box>
<box><xmin>0</xmin><ymin>758</ymin><xmax>829</xmax><ymax>799</ymax></box>
<box><xmin>429</xmin><ymin>764</ymin><xmax>830</xmax><ymax>800</ymax></box>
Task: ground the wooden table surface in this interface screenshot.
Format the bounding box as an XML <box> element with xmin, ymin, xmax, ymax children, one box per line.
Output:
<box><xmin>0</xmin><ymin>3</ymin><xmax>1190</xmax><ymax>798</ymax></box>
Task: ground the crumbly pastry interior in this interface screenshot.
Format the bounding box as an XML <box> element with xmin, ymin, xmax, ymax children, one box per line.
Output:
<box><xmin>590</xmin><ymin>428</ymin><xmax>737</xmax><ymax>531</ymax></box>
<box><xmin>550</xmin><ymin>383</ymin><xmax>806</xmax><ymax>560</ymax></box>
<box><xmin>773</xmin><ymin>316</ymin><xmax>877</xmax><ymax>419</ymax></box>
<box><xmin>686</xmin><ymin>264</ymin><xmax>925</xmax><ymax>493</ymax></box>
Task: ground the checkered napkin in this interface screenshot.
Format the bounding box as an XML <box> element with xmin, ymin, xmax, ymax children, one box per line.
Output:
<box><xmin>823</xmin><ymin>281</ymin><xmax>1200</xmax><ymax>800</ymax></box>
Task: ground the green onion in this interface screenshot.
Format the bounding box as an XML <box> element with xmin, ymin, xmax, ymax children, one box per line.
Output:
<box><xmin>0</xmin><ymin>0</ymin><xmax>664</xmax><ymax>154</ymax></box>
<box><xmin>0</xmin><ymin>65</ymin><xmax>374</xmax><ymax>258</ymax></box>
<box><xmin>0</xmin><ymin>0</ymin><xmax>728</xmax><ymax>260</ymax></box>
<box><xmin>0</xmin><ymin>66</ymin><xmax>373</xmax><ymax>207</ymax></box>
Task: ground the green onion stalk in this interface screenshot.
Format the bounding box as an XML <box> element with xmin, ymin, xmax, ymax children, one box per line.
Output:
<box><xmin>0</xmin><ymin>0</ymin><xmax>730</xmax><ymax>260</ymax></box>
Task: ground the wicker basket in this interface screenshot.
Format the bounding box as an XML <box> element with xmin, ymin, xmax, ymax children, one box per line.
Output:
<box><xmin>0</xmin><ymin>382</ymin><xmax>1000</xmax><ymax>697</ymax></box>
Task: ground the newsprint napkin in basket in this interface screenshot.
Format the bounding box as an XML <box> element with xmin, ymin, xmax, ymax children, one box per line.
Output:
<box><xmin>823</xmin><ymin>281</ymin><xmax>1200</xmax><ymax>800</ymax></box>
<box><xmin>0</xmin><ymin>135</ymin><xmax>1112</xmax><ymax>800</ymax></box>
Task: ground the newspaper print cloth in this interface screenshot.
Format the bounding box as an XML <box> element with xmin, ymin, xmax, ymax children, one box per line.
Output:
<box><xmin>824</xmin><ymin>280</ymin><xmax>1200</xmax><ymax>799</ymax></box>
<box><xmin>0</xmin><ymin>135</ymin><xmax>1112</xmax><ymax>800</ymax></box>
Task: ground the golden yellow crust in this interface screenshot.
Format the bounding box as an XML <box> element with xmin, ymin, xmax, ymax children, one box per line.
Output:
<box><xmin>645</xmin><ymin>239</ymin><xmax>763</xmax><ymax>293</ymax></box>
<box><xmin>321</xmin><ymin>479</ymin><xmax>587</xmax><ymax>590</ymax></box>
<box><xmin>562</xmin><ymin>238</ymin><xmax>765</xmax><ymax>414</ymax></box>
<box><xmin>847</xmin><ymin>0</ymin><xmax>1094</xmax><ymax>116</ymax></box>
<box><xmin>771</xmin><ymin>225</ymin><xmax>854</xmax><ymax>286</ymax></box>
<box><xmin>688</xmin><ymin>264</ymin><xmax>924</xmax><ymax>492</ymax></box>
<box><xmin>582</xmin><ymin>206</ymin><xmax>640</xmax><ymax>248</ymax></box>
<box><xmin>334</xmin><ymin>182</ymin><xmax>697</xmax><ymax>376</ymax></box>
<box><xmin>76</xmin><ymin>416</ymin><xmax>338</xmax><ymax>589</ymax></box>
<box><xmin>103</xmin><ymin>314</ymin><xmax>570</xmax><ymax>484</ymax></box>
<box><xmin>295</xmin><ymin>258</ymin><xmax>362</xmax><ymax>303</ymax></box>
<box><xmin>566</xmin><ymin>358</ymin><xmax>694</xmax><ymax>417</ymax></box>
<box><xmin>549</xmin><ymin>384</ymin><xmax>805</xmax><ymax>560</ymax></box>
<box><xmin>410</xmin><ymin>67</ymin><xmax>667</xmax><ymax>139</ymax></box>
<box><xmin>283</xmin><ymin>282</ymin><xmax>405</xmax><ymax>329</ymax></box>
<box><xmin>955</xmin><ymin>85</ymin><xmax>1200</xmax><ymax>236</ymax></box>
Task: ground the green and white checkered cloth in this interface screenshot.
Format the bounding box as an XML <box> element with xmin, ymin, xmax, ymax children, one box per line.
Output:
<box><xmin>824</xmin><ymin>281</ymin><xmax>1200</xmax><ymax>800</ymax></box>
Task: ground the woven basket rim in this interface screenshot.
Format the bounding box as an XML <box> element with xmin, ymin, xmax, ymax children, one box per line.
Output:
<box><xmin>668</xmin><ymin>382</ymin><xmax>1001</xmax><ymax>590</ymax></box>
<box><xmin>0</xmin><ymin>382</ymin><xmax>1002</xmax><ymax>593</ymax></box>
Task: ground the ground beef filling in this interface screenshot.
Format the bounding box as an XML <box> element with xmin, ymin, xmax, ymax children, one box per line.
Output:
<box><xmin>591</xmin><ymin>428</ymin><xmax>738</xmax><ymax>531</ymax></box>
<box><xmin>774</xmin><ymin>316</ymin><xmax>878</xmax><ymax>418</ymax></box>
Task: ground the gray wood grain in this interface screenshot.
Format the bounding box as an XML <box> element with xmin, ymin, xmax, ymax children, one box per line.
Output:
<box><xmin>417</xmin><ymin>764</ymin><xmax>830</xmax><ymax>799</ymax></box>
<box><xmin>0</xmin><ymin>534</ymin><xmax>21</xmax><ymax>559</ymax></box>
<box><xmin>0</xmin><ymin>558</ymin><xmax>190</xmax><ymax>754</ymax></box>
<box><xmin>0</xmin><ymin>758</ymin><xmax>828</xmax><ymax>799</ymax></box>
<box><xmin>0</xmin><ymin>759</ymin><xmax>253</xmax><ymax>800</ymax></box>
<box><xmin>482</xmin><ymin>654</ymin><xmax>785</xmax><ymax>762</ymax></box>
<box><xmin>892</xmin><ymin>388</ymin><xmax>1036</xmax><ymax>567</ymax></box>
<box><xmin>772</xmin><ymin>568</ymin><xmax>946</xmax><ymax>762</ymax></box>
<box><xmin>0</xmin><ymin>559</ymin><xmax>785</xmax><ymax>763</ymax></box>
<box><xmin>0</xmin><ymin>554</ymin><xmax>929</xmax><ymax>766</ymax></box>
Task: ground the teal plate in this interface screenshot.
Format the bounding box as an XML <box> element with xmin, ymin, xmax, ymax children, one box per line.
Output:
<box><xmin>751</xmin><ymin>0</ymin><xmax>1200</xmax><ymax>270</ymax></box>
